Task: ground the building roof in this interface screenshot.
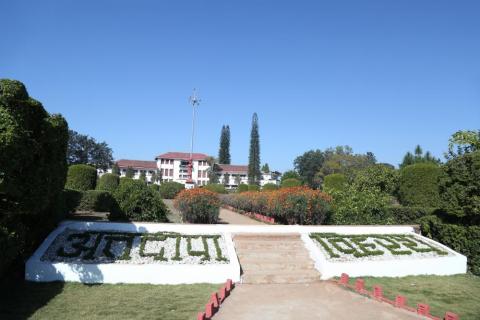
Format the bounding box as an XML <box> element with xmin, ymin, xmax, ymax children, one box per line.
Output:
<box><xmin>218</xmin><ymin>164</ymin><xmax>248</xmax><ymax>174</ymax></box>
<box><xmin>116</xmin><ymin>159</ymin><xmax>157</xmax><ymax>170</ymax></box>
<box><xmin>155</xmin><ymin>152</ymin><xmax>210</xmax><ymax>161</ymax></box>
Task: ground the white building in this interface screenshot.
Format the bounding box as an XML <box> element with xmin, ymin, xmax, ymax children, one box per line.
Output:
<box><xmin>217</xmin><ymin>164</ymin><xmax>281</xmax><ymax>189</ymax></box>
<box><xmin>155</xmin><ymin>152</ymin><xmax>210</xmax><ymax>186</ymax></box>
<box><xmin>114</xmin><ymin>159</ymin><xmax>158</xmax><ymax>183</ymax></box>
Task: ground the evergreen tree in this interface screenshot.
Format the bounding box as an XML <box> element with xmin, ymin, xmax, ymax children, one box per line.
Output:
<box><xmin>261</xmin><ymin>163</ymin><xmax>270</xmax><ymax>173</ymax></box>
<box><xmin>125</xmin><ymin>167</ymin><xmax>135</xmax><ymax>178</ymax></box>
<box><xmin>248</xmin><ymin>113</ymin><xmax>261</xmax><ymax>184</ymax></box>
<box><xmin>111</xmin><ymin>163</ymin><xmax>120</xmax><ymax>175</ymax></box>
<box><xmin>218</xmin><ymin>125</ymin><xmax>231</xmax><ymax>164</ymax></box>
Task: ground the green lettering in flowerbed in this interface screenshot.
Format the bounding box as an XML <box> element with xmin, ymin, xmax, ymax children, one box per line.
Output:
<box><xmin>310</xmin><ymin>233</ymin><xmax>449</xmax><ymax>260</ymax></box>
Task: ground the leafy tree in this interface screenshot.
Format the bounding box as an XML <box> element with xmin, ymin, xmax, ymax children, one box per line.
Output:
<box><xmin>294</xmin><ymin>149</ymin><xmax>325</xmax><ymax>188</ymax></box>
<box><xmin>323</xmin><ymin>174</ymin><xmax>347</xmax><ymax>192</ymax></box>
<box><xmin>446</xmin><ymin>130</ymin><xmax>480</xmax><ymax>159</ymax></box>
<box><xmin>261</xmin><ymin>163</ymin><xmax>270</xmax><ymax>173</ymax></box>
<box><xmin>96</xmin><ymin>173</ymin><xmax>120</xmax><ymax>193</ymax></box>
<box><xmin>281</xmin><ymin>170</ymin><xmax>300</xmax><ymax>182</ymax></box>
<box><xmin>125</xmin><ymin>167</ymin><xmax>135</xmax><ymax>179</ymax></box>
<box><xmin>399</xmin><ymin>145</ymin><xmax>441</xmax><ymax>169</ymax></box>
<box><xmin>206</xmin><ymin>156</ymin><xmax>219</xmax><ymax>184</ymax></box>
<box><xmin>248</xmin><ymin>113</ymin><xmax>261</xmax><ymax>185</ymax></box>
<box><xmin>159</xmin><ymin>181</ymin><xmax>184</xmax><ymax>199</ymax></box>
<box><xmin>353</xmin><ymin>164</ymin><xmax>399</xmax><ymax>195</ymax></box>
<box><xmin>139</xmin><ymin>171</ymin><xmax>146</xmax><ymax>182</ymax></box>
<box><xmin>67</xmin><ymin>130</ymin><xmax>113</xmax><ymax>170</ymax></box>
<box><xmin>398</xmin><ymin>163</ymin><xmax>442</xmax><ymax>207</ymax></box>
<box><xmin>218</xmin><ymin>125</ymin><xmax>231</xmax><ymax>164</ymax></box>
<box><xmin>111</xmin><ymin>163</ymin><xmax>120</xmax><ymax>175</ymax></box>
<box><xmin>281</xmin><ymin>178</ymin><xmax>302</xmax><ymax>188</ymax></box>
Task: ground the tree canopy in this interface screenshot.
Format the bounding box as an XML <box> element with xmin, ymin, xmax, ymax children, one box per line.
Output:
<box><xmin>218</xmin><ymin>125</ymin><xmax>231</xmax><ymax>164</ymax></box>
<box><xmin>248</xmin><ymin>113</ymin><xmax>261</xmax><ymax>184</ymax></box>
<box><xmin>67</xmin><ymin>130</ymin><xmax>113</xmax><ymax>170</ymax></box>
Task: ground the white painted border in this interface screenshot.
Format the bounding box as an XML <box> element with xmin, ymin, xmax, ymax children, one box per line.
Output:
<box><xmin>302</xmin><ymin>233</ymin><xmax>467</xmax><ymax>279</ymax></box>
<box><xmin>26</xmin><ymin>221</ymin><xmax>241</xmax><ymax>284</ymax></box>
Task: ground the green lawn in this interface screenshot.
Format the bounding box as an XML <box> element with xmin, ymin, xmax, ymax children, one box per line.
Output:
<box><xmin>0</xmin><ymin>281</ymin><xmax>219</xmax><ymax>320</ymax></box>
<box><xmin>349</xmin><ymin>274</ymin><xmax>480</xmax><ymax>320</ymax></box>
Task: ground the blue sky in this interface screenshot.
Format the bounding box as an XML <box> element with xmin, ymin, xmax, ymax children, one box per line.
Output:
<box><xmin>1</xmin><ymin>1</ymin><xmax>479</xmax><ymax>171</ymax></box>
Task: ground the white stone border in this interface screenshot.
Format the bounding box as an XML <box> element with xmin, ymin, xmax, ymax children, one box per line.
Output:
<box><xmin>25</xmin><ymin>221</ymin><xmax>241</xmax><ymax>284</ymax></box>
<box><xmin>301</xmin><ymin>232</ymin><xmax>467</xmax><ymax>279</ymax></box>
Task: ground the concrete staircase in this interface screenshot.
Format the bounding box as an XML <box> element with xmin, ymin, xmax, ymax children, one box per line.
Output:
<box><xmin>233</xmin><ymin>234</ymin><xmax>321</xmax><ymax>284</ymax></box>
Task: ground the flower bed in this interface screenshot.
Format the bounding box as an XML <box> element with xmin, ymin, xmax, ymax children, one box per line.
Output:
<box><xmin>42</xmin><ymin>228</ymin><xmax>229</xmax><ymax>265</ymax></box>
<box><xmin>310</xmin><ymin>233</ymin><xmax>449</xmax><ymax>262</ymax></box>
<box><xmin>174</xmin><ymin>188</ymin><xmax>220</xmax><ymax>223</ymax></box>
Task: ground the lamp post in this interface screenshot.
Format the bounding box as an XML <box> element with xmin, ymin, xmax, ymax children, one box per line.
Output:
<box><xmin>186</xmin><ymin>89</ymin><xmax>201</xmax><ymax>187</ymax></box>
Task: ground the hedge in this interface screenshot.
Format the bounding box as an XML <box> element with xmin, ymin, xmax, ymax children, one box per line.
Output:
<box><xmin>222</xmin><ymin>187</ymin><xmax>331</xmax><ymax>225</ymax></box>
<box><xmin>387</xmin><ymin>206</ymin><xmax>436</xmax><ymax>224</ymax></box>
<box><xmin>248</xmin><ymin>184</ymin><xmax>260</xmax><ymax>191</ymax></box>
<box><xmin>237</xmin><ymin>184</ymin><xmax>249</xmax><ymax>193</ymax></box>
<box><xmin>420</xmin><ymin>215</ymin><xmax>480</xmax><ymax>275</ymax></box>
<box><xmin>65</xmin><ymin>164</ymin><xmax>97</xmax><ymax>191</ymax></box>
<box><xmin>113</xmin><ymin>179</ymin><xmax>168</xmax><ymax>222</ymax></box>
<box><xmin>174</xmin><ymin>188</ymin><xmax>220</xmax><ymax>223</ymax></box>
<box><xmin>262</xmin><ymin>183</ymin><xmax>279</xmax><ymax>191</ymax></box>
<box><xmin>204</xmin><ymin>183</ymin><xmax>228</xmax><ymax>194</ymax></box>
<box><xmin>159</xmin><ymin>181</ymin><xmax>185</xmax><ymax>199</ymax></box>
<box><xmin>398</xmin><ymin>163</ymin><xmax>441</xmax><ymax>207</ymax></box>
<box><xmin>323</xmin><ymin>174</ymin><xmax>347</xmax><ymax>192</ymax></box>
<box><xmin>281</xmin><ymin>178</ymin><xmax>302</xmax><ymax>188</ymax></box>
<box><xmin>96</xmin><ymin>173</ymin><xmax>120</xmax><ymax>193</ymax></box>
<box><xmin>63</xmin><ymin>189</ymin><xmax>119</xmax><ymax>214</ymax></box>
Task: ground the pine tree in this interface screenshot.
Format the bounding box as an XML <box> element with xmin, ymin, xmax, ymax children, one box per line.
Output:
<box><xmin>261</xmin><ymin>163</ymin><xmax>270</xmax><ymax>173</ymax></box>
<box><xmin>248</xmin><ymin>113</ymin><xmax>261</xmax><ymax>185</ymax></box>
<box><xmin>111</xmin><ymin>163</ymin><xmax>120</xmax><ymax>175</ymax></box>
<box><xmin>218</xmin><ymin>125</ymin><xmax>231</xmax><ymax>164</ymax></box>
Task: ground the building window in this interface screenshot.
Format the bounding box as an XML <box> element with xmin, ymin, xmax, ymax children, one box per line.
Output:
<box><xmin>169</xmin><ymin>169</ymin><xmax>173</xmax><ymax>176</ymax></box>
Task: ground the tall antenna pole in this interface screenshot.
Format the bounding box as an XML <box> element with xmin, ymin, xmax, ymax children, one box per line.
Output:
<box><xmin>187</xmin><ymin>89</ymin><xmax>201</xmax><ymax>184</ymax></box>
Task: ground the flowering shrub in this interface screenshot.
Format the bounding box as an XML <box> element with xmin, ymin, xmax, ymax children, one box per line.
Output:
<box><xmin>222</xmin><ymin>187</ymin><xmax>332</xmax><ymax>225</ymax></box>
<box><xmin>174</xmin><ymin>188</ymin><xmax>220</xmax><ymax>223</ymax></box>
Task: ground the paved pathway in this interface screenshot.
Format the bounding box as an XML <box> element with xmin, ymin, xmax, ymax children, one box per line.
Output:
<box><xmin>218</xmin><ymin>207</ymin><xmax>265</xmax><ymax>225</ymax></box>
<box><xmin>213</xmin><ymin>282</ymin><xmax>422</xmax><ymax>320</ymax></box>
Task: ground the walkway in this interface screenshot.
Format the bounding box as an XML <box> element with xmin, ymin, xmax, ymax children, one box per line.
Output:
<box><xmin>218</xmin><ymin>207</ymin><xmax>265</xmax><ymax>225</ymax></box>
<box><xmin>213</xmin><ymin>282</ymin><xmax>422</xmax><ymax>320</ymax></box>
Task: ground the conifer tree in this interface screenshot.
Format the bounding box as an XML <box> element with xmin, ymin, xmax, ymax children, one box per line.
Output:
<box><xmin>218</xmin><ymin>125</ymin><xmax>231</xmax><ymax>164</ymax></box>
<box><xmin>248</xmin><ymin>113</ymin><xmax>261</xmax><ymax>184</ymax></box>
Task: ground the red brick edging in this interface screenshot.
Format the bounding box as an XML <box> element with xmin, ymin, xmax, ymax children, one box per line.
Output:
<box><xmin>334</xmin><ymin>273</ymin><xmax>460</xmax><ymax>320</ymax></box>
<box><xmin>197</xmin><ymin>279</ymin><xmax>235</xmax><ymax>320</ymax></box>
<box><xmin>223</xmin><ymin>206</ymin><xmax>275</xmax><ymax>224</ymax></box>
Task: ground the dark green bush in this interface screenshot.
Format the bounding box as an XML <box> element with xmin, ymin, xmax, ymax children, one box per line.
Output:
<box><xmin>0</xmin><ymin>79</ymin><xmax>69</xmax><ymax>277</ymax></box>
<box><xmin>398</xmin><ymin>163</ymin><xmax>441</xmax><ymax>207</ymax></box>
<box><xmin>281</xmin><ymin>178</ymin><xmax>302</xmax><ymax>188</ymax></box>
<box><xmin>113</xmin><ymin>179</ymin><xmax>168</xmax><ymax>222</ymax></box>
<box><xmin>323</xmin><ymin>174</ymin><xmax>347</xmax><ymax>191</ymax></box>
<box><xmin>77</xmin><ymin>190</ymin><xmax>117</xmax><ymax>212</ymax></box>
<box><xmin>174</xmin><ymin>188</ymin><xmax>220</xmax><ymax>223</ymax></box>
<box><xmin>159</xmin><ymin>181</ymin><xmax>185</xmax><ymax>199</ymax></box>
<box><xmin>262</xmin><ymin>183</ymin><xmax>279</xmax><ymax>191</ymax></box>
<box><xmin>149</xmin><ymin>184</ymin><xmax>160</xmax><ymax>192</ymax></box>
<box><xmin>65</xmin><ymin>164</ymin><xmax>97</xmax><ymax>191</ymax></box>
<box><xmin>420</xmin><ymin>215</ymin><xmax>480</xmax><ymax>275</ymax></box>
<box><xmin>387</xmin><ymin>206</ymin><xmax>436</xmax><ymax>224</ymax></box>
<box><xmin>237</xmin><ymin>184</ymin><xmax>249</xmax><ymax>193</ymax></box>
<box><xmin>63</xmin><ymin>189</ymin><xmax>83</xmax><ymax>213</ymax></box>
<box><xmin>204</xmin><ymin>183</ymin><xmax>228</xmax><ymax>194</ymax></box>
<box><xmin>248</xmin><ymin>184</ymin><xmax>260</xmax><ymax>191</ymax></box>
<box><xmin>96</xmin><ymin>173</ymin><xmax>120</xmax><ymax>193</ymax></box>
<box><xmin>439</xmin><ymin>151</ymin><xmax>480</xmax><ymax>225</ymax></box>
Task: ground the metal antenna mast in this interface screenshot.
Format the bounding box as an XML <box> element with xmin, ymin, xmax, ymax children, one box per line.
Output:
<box><xmin>187</xmin><ymin>89</ymin><xmax>201</xmax><ymax>184</ymax></box>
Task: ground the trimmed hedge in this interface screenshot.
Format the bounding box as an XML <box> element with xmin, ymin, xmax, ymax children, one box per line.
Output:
<box><xmin>237</xmin><ymin>184</ymin><xmax>249</xmax><ymax>193</ymax></box>
<box><xmin>113</xmin><ymin>179</ymin><xmax>168</xmax><ymax>222</ymax></box>
<box><xmin>174</xmin><ymin>188</ymin><xmax>220</xmax><ymax>223</ymax></box>
<box><xmin>281</xmin><ymin>178</ymin><xmax>301</xmax><ymax>188</ymax></box>
<box><xmin>323</xmin><ymin>174</ymin><xmax>347</xmax><ymax>192</ymax></box>
<box><xmin>420</xmin><ymin>215</ymin><xmax>480</xmax><ymax>275</ymax></box>
<box><xmin>248</xmin><ymin>184</ymin><xmax>260</xmax><ymax>192</ymax></box>
<box><xmin>65</xmin><ymin>164</ymin><xmax>97</xmax><ymax>191</ymax></box>
<box><xmin>77</xmin><ymin>190</ymin><xmax>117</xmax><ymax>212</ymax></box>
<box><xmin>398</xmin><ymin>163</ymin><xmax>441</xmax><ymax>207</ymax></box>
<box><xmin>387</xmin><ymin>206</ymin><xmax>436</xmax><ymax>224</ymax></box>
<box><xmin>159</xmin><ymin>181</ymin><xmax>185</xmax><ymax>199</ymax></box>
<box><xmin>222</xmin><ymin>187</ymin><xmax>331</xmax><ymax>225</ymax></box>
<box><xmin>204</xmin><ymin>183</ymin><xmax>228</xmax><ymax>194</ymax></box>
<box><xmin>96</xmin><ymin>173</ymin><xmax>120</xmax><ymax>193</ymax></box>
<box><xmin>262</xmin><ymin>183</ymin><xmax>279</xmax><ymax>191</ymax></box>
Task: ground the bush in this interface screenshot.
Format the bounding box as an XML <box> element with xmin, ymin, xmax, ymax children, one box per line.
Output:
<box><xmin>174</xmin><ymin>188</ymin><xmax>220</xmax><ymax>223</ymax></box>
<box><xmin>113</xmin><ymin>179</ymin><xmax>168</xmax><ymax>222</ymax></box>
<box><xmin>323</xmin><ymin>174</ymin><xmax>347</xmax><ymax>192</ymax></box>
<box><xmin>353</xmin><ymin>164</ymin><xmax>399</xmax><ymax>195</ymax></box>
<box><xmin>439</xmin><ymin>151</ymin><xmax>480</xmax><ymax>225</ymax></box>
<box><xmin>248</xmin><ymin>184</ymin><xmax>260</xmax><ymax>191</ymax></box>
<box><xmin>159</xmin><ymin>181</ymin><xmax>185</xmax><ymax>199</ymax></box>
<box><xmin>281</xmin><ymin>178</ymin><xmax>301</xmax><ymax>188</ymax></box>
<box><xmin>65</xmin><ymin>164</ymin><xmax>97</xmax><ymax>191</ymax></box>
<box><xmin>262</xmin><ymin>183</ymin><xmax>279</xmax><ymax>191</ymax></box>
<box><xmin>204</xmin><ymin>183</ymin><xmax>228</xmax><ymax>194</ymax></box>
<box><xmin>149</xmin><ymin>184</ymin><xmax>160</xmax><ymax>192</ymax></box>
<box><xmin>77</xmin><ymin>190</ymin><xmax>117</xmax><ymax>212</ymax></box>
<box><xmin>96</xmin><ymin>173</ymin><xmax>120</xmax><ymax>193</ymax></box>
<box><xmin>398</xmin><ymin>163</ymin><xmax>441</xmax><ymax>207</ymax></box>
<box><xmin>0</xmin><ymin>79</ymin><xmax>69</xmax><ymax>277</ymax></box>
<box><xmin>63</xmin><ymin>189</ymin><xmax>83</xmax><ymax>213</ymax></box>
<box><xmin>420</xmin><ymin>215</ymin><xmax>480</xmax><ymax>275</ymax></box>
<box><xmin>237</xmin><ymin>184</ymin><xmax>249</xmax><ymax>193</ymax></box>
<box><xmin>221</xmin><ymin>187</ymin><xmax>331</xmax><ymax>225</ymax></box>
<box><xmin>386</xmin><ymin>206</ymin><xmax>436</xmax><ymax>224</ymax></box>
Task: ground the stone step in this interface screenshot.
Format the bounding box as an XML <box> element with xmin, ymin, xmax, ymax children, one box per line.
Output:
<box><xmin>241</xmin><ymin>261</ymin><xmax>316</xmax><ymax>271</ymax></box>
<box><xmin>242</xmin><ymin>273</ymin><xmax>321</xmax><ymax>284</ymax></box>
<box><xmin>235</xmin><ymin>242</ymin><xmax>306</xmax><ymax>250</ymax></box>
<box><xmin>233</xmin><ymin>234</ymin><xmax>301</xmax><ymax>241</ymax></box>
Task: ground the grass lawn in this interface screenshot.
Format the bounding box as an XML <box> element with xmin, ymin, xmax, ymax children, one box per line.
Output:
<box><xmin>349</xmin><ymin>274</ymin><xmax>480</xmax><ymax>320</ymax></box>
<box><xmin>0</xmin><ymin>280</ymin><xmax>219</xmax><ymax>320</ymax></box>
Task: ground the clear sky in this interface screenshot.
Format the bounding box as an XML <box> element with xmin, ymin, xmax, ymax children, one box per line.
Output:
<box><xmin>2</xmin><ymin>1</ymin><xmax>479</xmax><ymax>171</ymax></box>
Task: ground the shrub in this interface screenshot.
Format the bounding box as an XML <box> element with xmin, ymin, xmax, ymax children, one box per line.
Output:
<box><xmin>63</xmin><ymin>189</ymin><xmax>83</xmax><ymax>213</ymax></box>
<box><xmin>77</xmin><ymin>190</ymin><xmax>117</xmax><ymax>212</ymax></box>
<box><xmin>323</xmin><ymin>174</ymin><xmax>347</xmax><ymax>192</ymax></box>
<box><xmin>329</xmin><ymin>186</ymin><xmax>394</xmax><ymax>225</ymax></box>
<box><xmin>113</xmin><ymin>179</ymin><xmax>168</xmax><ymax>222</ymax></box>
<box><xmin>149</xmin><ymin>184</ymin><xmax>160</xmax><ymax>192</ymax></box>
<box><xmin>281</xmin><ymin>178</ymin><xmax>301</xmax><ymax>188</ymax></box>
<box><xmin>386</xmin><ymin>206</ymin><xmax>436</xmax><ymax>224</ymax></box>
<box><xmin>237</xmin><ymin>184</ymin><xmax>249</xmax><ymax>193</ymax></box>
<box><xmin>96</xmin><ymin>173</ymin><xmax>120</xmax><ymax>193</ymax></box>
<box><xmin>204</xmin><ymin>183</ymin><xmax>228</xmax><ymax>194</ymax></box>
<box><xmin>439</xmin><ymin>151</ymin><xmax>480</xmax><ymax>225</ymax></box>
<box><xmin>398</xmin><ymin>163</ymin><xmax>441</xmax><ymax>207</ymax></box>
<box><xmin>420</xmin><ymin>215</ymin><xmax>480</xmax><ymax>275</ymax></box>
<box><xmin>262</xmin><ymin>183</ymin><xmax>279</xmax><ymax>191</ymax></box>
<box><xmin>65</xmin><ymin>164</ymin><xmax>97</xmax><ymax>191</ymax></box>
<box><xmin>0</xmin><ymin>79</ymin><xmax>68</xmax><ymax>277</ymax></box>
<box><xmin>159</xmin><ymin>181</ymin><xmax>185</xmax><ymax>199</ymax></box>
<box><xmin>221</xmin><ymin>187</ymin><xmax>331</xmax><ymax>225</ymax></box>
<box><xmin>248</xmin><ymin>184</ymin><xmax>260</xmax><ymax>191</ymax></box>
<box><xmin>174</xmin><ymin>188</ymin><xmax>220</xmax><ymax>223</ymax></box>
<box><xmin>353</xmin><ymin>164</ymin><xmax>399</xmax><ymax>195</ymax></box>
